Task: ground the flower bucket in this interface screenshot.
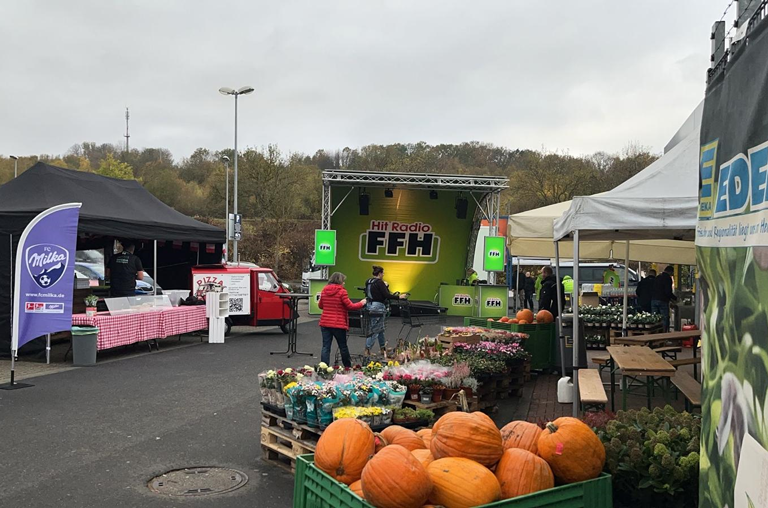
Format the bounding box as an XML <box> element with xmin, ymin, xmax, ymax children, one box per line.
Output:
<box><xmin>306</xmin><ymin>396</ymin><xmax>318</xmax><ymax>428</ymax></box>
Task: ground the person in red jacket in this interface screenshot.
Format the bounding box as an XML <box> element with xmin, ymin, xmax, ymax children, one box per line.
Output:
<box><xmin>318</xmin><ymin>272</ymin><xmax>366</xmax><ymax>367</ymax></box>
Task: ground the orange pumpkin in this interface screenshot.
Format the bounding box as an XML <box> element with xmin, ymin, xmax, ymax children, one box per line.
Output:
<box><xmin>411</xmin><ymin>448</ymin><xmax>435</xmax><ymax>469</ymax></box>
<box><xmin>315</xmin><ymin>418</ymin><xmax>375</xmax><ymax>485</ymax></box>
<box><xmin>536</xmin><ymin>309</ymin><xmax>554</xmax><ymax>324</ymax></box>
<box><xmin>417</xmin><ymin>428</ymin><xmax>433</xmax><ymax>448</ymax></box>
<box><xmin>510</xmin><ymin>318</ymin><xmax>519</xmax><ymax>324</ymax></box>
<box><xmin>499</xmin><ymin>316</ymin><xmax>510</xmax><ymax>323</ymax></box>
<box><xmin>374</xmin><ymin>432</ymin><xmax>389</xmax><ymax>453</ymax></box>
<box><xmin>349</xmin><ymin>480</ymin><xmax>365</xmax><ymax>499</ymax></box>
<box><xmin>361</xmin><ymin>445</ymin><xmax>433</xmax><ymax>508</ymax></box>
<box><xmin>381</xmin><ymin>425</ymin><xmax>427</xmax><ymax>451</ymax></box>
<box><xmin>495</xmin><ymin>449</ymin><xmax>554</xmax><ymax>499</ymax></box>
<box><xmin>537</xmin><ymin>417</ymin><xmax>606</xmax><ymax>484</ymax></box>
<box><xmin>430</xmin><ymin>412</ymin><xmax>503</xmax><ymax>467</ymax></box>
<box><xmin>500</xmin><ymin>421</ymin><xmax>542</xmax><ymax>454</ymax></box>
<box><xmin>518</xmin><ymin>320</ymin><xmax>529</xmax><ymax>325</ymax></box>
<box><xmin>427</xmin><ymin>457</ymin><xmax>501</xmax><ymax>508</ymax></box>
<box><xmin>516</xmin><ymin>309</ymin><xmax>534</xmax><ymax>323</ymax></box>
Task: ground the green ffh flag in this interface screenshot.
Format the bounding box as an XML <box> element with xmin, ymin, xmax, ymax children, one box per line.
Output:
<box><xmin>314</xmin><ymin>230</ymin><xmax>337</xmax><ymax>266</ymax></box>
<box><xmin>483</xmin><ymin>236</ymin><xmax>505</xmax><ymax>272</ymax></box>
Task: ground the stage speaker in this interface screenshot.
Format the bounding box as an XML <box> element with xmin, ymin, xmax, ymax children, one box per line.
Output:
<box><xmin>455</xmin><ymin>197</ymin><xmax>468</xmax><ymax>219</ymax></box>
<box><xmin>359</xmin><ymin>194</ymin><xmax>370</xmax><ymax>215</ymax></box>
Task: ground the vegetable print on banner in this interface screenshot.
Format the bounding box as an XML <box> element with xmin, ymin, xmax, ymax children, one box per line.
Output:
<box><xmin>697</xmin><ymin>17</ymin><xmax>768</xmax><ymax>508</ymax></box>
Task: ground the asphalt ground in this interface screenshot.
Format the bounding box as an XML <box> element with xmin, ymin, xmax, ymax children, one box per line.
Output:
<box><xmin>0</xmin><ymin>312</ymin><xmax>454</xmax><ymax>508</ymax></box>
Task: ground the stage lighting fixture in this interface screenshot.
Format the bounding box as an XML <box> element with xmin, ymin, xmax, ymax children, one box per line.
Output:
<box><xmin>429</xmin><ymin>190</ymin><xmax>438</xmax><ymax>200</ymax></box>
<box><xmin>384</xmin><ymin>188</ymin><xmax>394</xmax><ymax>198</ymax></box>
<box><xmin>455</xmin><ymin>195</ymin><xmax>468</xmax><ymax>219</ymax></box>
<box><xmin>359</xmin><ymin>193</ymin><xmax>370</xmax><ymax>215</ymax></box>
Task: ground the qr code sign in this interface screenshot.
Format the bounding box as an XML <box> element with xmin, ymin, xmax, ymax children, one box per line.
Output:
<box><xmin>229</xmin><ymin>297</ymin><xmax>244</xmax><ymax>313</ymax></box>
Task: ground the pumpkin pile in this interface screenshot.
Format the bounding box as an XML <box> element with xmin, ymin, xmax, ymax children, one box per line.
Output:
<box><xmin>313</xmin><ymin>414</ymin><xmax>605</xmax><ymax>508</ymax></box>
<box><xmin>494</xmin><ymin>309</ymin><xmax>554</xmax><ymax>325</ymax></box>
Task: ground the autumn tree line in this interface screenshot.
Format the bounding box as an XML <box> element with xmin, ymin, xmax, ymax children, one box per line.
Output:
<box><xmin>0</xmin><ymin>141</ymin><xmax>657</xmax><ymax>279</ymax></box>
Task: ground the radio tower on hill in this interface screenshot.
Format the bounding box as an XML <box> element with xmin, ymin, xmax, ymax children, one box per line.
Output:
<box><xmin>124</xmin><ymin>107</ymin><xmax>130</xmax><ymax>153</ymax></box>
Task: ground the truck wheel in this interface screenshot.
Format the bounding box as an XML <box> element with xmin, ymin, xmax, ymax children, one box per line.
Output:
<box><xmin>225</xmin><ymin>318</ymin><xmax>233</xmax><ymax>336</ymax></box>
<box><xmin>280</xmin><ymin>324</ymin><xmax>289</xmax><ymax>334</ymax></box>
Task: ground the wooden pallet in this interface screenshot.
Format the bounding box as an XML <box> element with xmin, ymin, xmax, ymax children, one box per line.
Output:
<box><xmin>261</xmin><ymin>410</ymin><xmax>324</xmax><ymax>445</ymax></box>
<box><xmin>260</xmin><ymin>424</ymin><xmax>316</xmax><ymax>473</ymax></box>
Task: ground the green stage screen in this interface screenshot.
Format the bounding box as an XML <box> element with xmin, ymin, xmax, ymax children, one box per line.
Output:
<box><xmin>314</xmin><ymin>230</ymin><xmax>337</xmax><ymax>266</ymax></box>
<box><xmin>483</xmin><ymin>236</ymin><xmax>505</xmax><ymax>272</ymax></box>
<box><xmin>329</xmin><ymin>187</ymin><xmax>477</xmax><ymax>302</ymax></box>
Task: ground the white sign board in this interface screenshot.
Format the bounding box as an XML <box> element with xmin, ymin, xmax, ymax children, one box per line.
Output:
<box><xmin>192</xmin><ymin>272</ymin><xmax>251</xmax><ymax>315</ymax></box>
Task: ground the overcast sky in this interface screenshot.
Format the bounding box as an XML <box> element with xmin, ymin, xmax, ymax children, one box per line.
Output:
<box><xmin>0</xmin><ymin>1</ymin><xmax>730</xmax><ymax>161</ymax></box>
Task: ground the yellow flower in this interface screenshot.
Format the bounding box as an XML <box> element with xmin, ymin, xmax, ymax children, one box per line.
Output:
<box><xmin>283</xmin><ymin>382</ymin><xmax>297</xmax><ymax>393</ymax></box>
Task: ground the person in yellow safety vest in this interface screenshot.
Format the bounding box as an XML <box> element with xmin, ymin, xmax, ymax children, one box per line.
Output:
<box><xmin>467</xmin><ymin>268</ymin><xmax>479</xmax><ymax>285</ymax></box>
<box><xmin>534</xmin><ymin>271</ymin><xmax>543</xmax><ymax>300</ymax></box>
<box><xmin>562</xmin><ymin>275</ymin><xmax>574</xmax><ymax>295</ymax></box>
<box><xmin>603</xmin><ymin>264</ymin><xmax>620</xmax><ymax>288</ymax></box>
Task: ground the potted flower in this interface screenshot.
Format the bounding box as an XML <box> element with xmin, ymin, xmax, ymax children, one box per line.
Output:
<box><xmin>419</xmin><ymin>385</ymin><xmax>433</xmax><ymax>404</ymax></box>
<box><xmin>460</xmin><ymin>377</ymin><xmax>478</xmax><ymax>399</ymax></box>
<box><xmin>84</xmin><ymin>295</ymin><xmax>99</xmax><ymax>317</ymax></box>
<box><xmin>442</xmin><ymin>377</ymin><xmax>460</xmax><ymax>401</ymax></box>
<box><xmin>382</xmin><ymin>407</ymin><xmax>393</xmax><ymax>425</ymax></box>
<box><xmin>407</xmin><ymin>379</ymin><xmax>421</xmax><ymax>401</ymax></box>
<box><xmin>431</xmin><ymin>383</ymin><xmax>446</xmax><ymax>403</ymax></box>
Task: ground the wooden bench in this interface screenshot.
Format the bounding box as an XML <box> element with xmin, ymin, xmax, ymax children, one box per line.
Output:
<box><xmin>670</xmin><ymin>371</ymin><xmax>701</xmax><ymax>411</ymax></box>
<box><xmin>652</xmin><ymin>346</ymin><xmax>682</xmax><ymax>360</ymax></box>
<box><xmin>579</xmin><ymin>369</ymin><xmax>608</xmax><ymax>412</ymax></box>
<box><xmin>592</xmin><ymin>355</ymin><xmax>610</xmax><ymax>376</ymax></box>
<box><xmin>668</xmin><ymin>357</ymin><xmax>701</xmax><ymax>368</ymax></box>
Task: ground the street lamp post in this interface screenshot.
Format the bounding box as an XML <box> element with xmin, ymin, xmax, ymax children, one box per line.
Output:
<box><xmin>218</xmin><ymin>86</ymin><xmax>254</xmax><ymax>265</ymax></box>
<box><xmin>10</xmin><ymin>155</ymin><xmax>18</xmax><ymax>178</ymax></box>
<box><xmin>222</xmin><ymin>155</ymin><xmax>230</xmax><ymax>262</ymax></box>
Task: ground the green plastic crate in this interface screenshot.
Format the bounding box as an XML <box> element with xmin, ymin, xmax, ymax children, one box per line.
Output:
<box><xmin>294</xmin><ymin>454</ymin><xmax>612</xmax><ymax>508</ymax></box>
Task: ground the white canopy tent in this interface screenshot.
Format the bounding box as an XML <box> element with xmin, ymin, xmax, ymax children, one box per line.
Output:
<box><xmin>551</xmin><ymin>101</ymin><xmax>702</xmax><ymax>416</ymax></box>
<box><xmin>507</xmin><ymin>200</ymin><xmax>695</xmax><ymax>264</ymax></box>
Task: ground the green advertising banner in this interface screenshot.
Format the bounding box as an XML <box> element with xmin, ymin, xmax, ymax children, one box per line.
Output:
<box><xmin>697</xmin><ymin>25</ymin><xmax>768</xmax><ymax>508</ymax></box>
<box><xmin>314</xmin><ymin>230</ymin><xmax>337</xmax><ymax>266</ymax></box>
<box><xmin>483</xmin><ymin>236</ymin><xmax>506</xmax><ymax>272</ymax></box>
<box><xmin>477</xmin><ymin>285</ymin><xmax>508</xmax><ymax>318</ymax></box>
<box><xmin>439</xmin><ymin>285</ymin><xmax>476</xmax><ymax>317</ymax></box>
<box><xmin>328</xmin><ymin>187</ymin><xmax>477</xmax><ymax>302</ymax></box>
<box><xmin>309</xmin><ymin>279</ymin><xmax>328</xmax><ymax>315</ymax></box>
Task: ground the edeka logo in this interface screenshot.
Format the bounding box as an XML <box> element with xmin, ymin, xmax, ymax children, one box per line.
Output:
<box><xmin>703</xmin><ymin>138</ymin><xmax>768</xmax><ymax>219</ymax></box>
<box><xmin>358</xmin><ymin>220</ymin><xmax>440</xmax><ymax>264</ymax></box>
<box><xmin>452</xmin><ymin>294</ymin><xmax>472</xmax><ymax>306</ymax></box>
<box><xmin>699</xmin><ymin>141</ymin><xmax>718</xmax><ymax>218</ymax></box>
<box><xmin>485</xmin><ymin>298</ymin><xmax>502</xmax><ymax>308</ymax></box>
<box><xmin>26</xmin><ymin>244</ymin><xmax>69</xmax><ymax>289</ymax></box>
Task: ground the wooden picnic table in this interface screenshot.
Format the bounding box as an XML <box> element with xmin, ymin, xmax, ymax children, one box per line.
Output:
<box><xmin>612</xmin><ymin>329</ymin><xmax>701</xmax><ymax>378</ymax></box>
<box><xmin>606</xmin><ymin>345</ymin><xmax>676</xmax><ymax>411</ymax></box>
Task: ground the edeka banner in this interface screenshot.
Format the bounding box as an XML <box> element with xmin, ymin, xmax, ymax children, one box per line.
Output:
<box><xmin>697</xmin><ymin>20</ymin><xmax>768</xmax><ymax>508</ymax></box>
<box><xmin>12</xmin><ymin>203</ymin><xmax>81</xmax><ymax>353</ymax></box>
<box><xmin>330</xmin><ymin>187</ymin><xmax>477</xmax><ymax>301</ymax></box>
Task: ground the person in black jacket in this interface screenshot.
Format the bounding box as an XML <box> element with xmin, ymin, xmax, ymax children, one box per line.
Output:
<box><xmin>651</xmin><ymin>266</ymin><xmax>677</xmax><ymax>332</ymax></box>
<box><xmin>635</xmin><ymin>269</ymin><xmax>656</xmax><ymax>313</ymax></box>
<box><xmin>524</xmin><ymin>271</ymin><xmax>535</xmax><ymax>310</ymax></box>
<box><xmin>364</xmin><ymin>265</ymin><xmax>406</xmax><ymax>357</ymax></box>
<box><xmin>538</xmin><ymin>267</ymin><xmax>560</xmax><ymax>318</ymax></box>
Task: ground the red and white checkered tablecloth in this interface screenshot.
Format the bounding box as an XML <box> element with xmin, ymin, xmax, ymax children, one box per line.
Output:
<box><xmin>159</xmin><ymin>306</ymin><xmax>208</xmax><ymax>338</ymax></box>
<box><xmin>72</xmin><ymin>306</ymin><xmax>208</xmax><ymax>350</ymax></box>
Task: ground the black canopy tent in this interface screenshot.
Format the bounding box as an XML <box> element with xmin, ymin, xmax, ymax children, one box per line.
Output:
<box><xmin>0</xmin><ymin>162</ymin><xmax>226</xmax><ymax>354</ymax></box>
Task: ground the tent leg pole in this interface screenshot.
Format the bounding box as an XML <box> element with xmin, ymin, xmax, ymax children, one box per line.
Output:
<box><xmin>572</xmin><ymin>230</ymin><xmax>580</xmax><ymax>418</ymax></box>
<box><xmin>622</xmin><ymin>240</ymin><xmax>630</xmax><ymax>337</ymax></box>
<box><xmin>153</xmin><ymin>240</ymin><xmax>157</xmax><ymax>296</ymax></box>
<box><xmin>515</xmin><ymin>257</ymin><xmax>519</xmax><ymax>312</ymax></box>
<box><xmin>46</xmin><ymin>334</ymin><xmax>50</xmax><ymax>365</ymax></box>
<box><xmin>554</xmin><ymin>241</ymin><xmax>565</xmax><ymax>378</ymax></box>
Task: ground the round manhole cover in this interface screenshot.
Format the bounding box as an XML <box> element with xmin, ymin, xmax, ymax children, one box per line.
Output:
<box><xmin>148</xmin><ymin>467</ymin><xmax>248</xmax><ymax>497</ymax></box>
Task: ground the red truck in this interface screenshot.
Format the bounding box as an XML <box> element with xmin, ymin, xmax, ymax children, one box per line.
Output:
<box><xmin>191</xmin><ymin>264</ymin><xmax>293</xmax><ymax>335</ymax></box>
